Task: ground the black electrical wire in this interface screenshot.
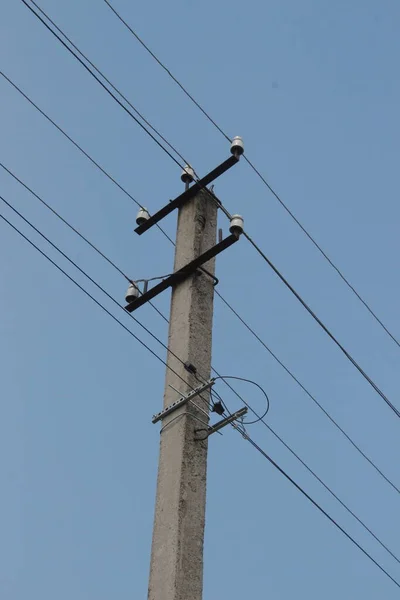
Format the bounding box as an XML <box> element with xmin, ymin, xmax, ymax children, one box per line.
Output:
<box><xmin>26</xmin><ymin>0</ymin><xmax>191</xmax><ymax>170</ymax></box>
<box><xmin>207</xmin><ymin>377</ymin><xmax>400</xmax><ymax>567</ymax></box>
<box><xmin>231</xmin><ymin>424</ymin><xmax>400</xmax><ymax>591</ymax></box>
<box><xmin>16</xmin><ymin>2</ymin><xmax>226</xmax><ymax>237</ymax></box>
<box><xmin>0</xmin><ymin>158</ymin><xmax>232</xmax><ymax>422</ymax></box>
<box><xmin>102</xmin><ymin>0</ymin><xmax>400</xmax><ymax>352</ymax></box>
<box><xmin>19</xmin><ymin>0</ymin><xmax>227</xmax><ymax>213</ymax></box>
<box><xmin>102</xmin><ymin>0</ymin><xmax>230</xmax><ymax>144</ymax></box>
<box><xmin>8</xmin><ymin>9</ymin><xmax>398</xmax><ymax>565</ymax></box>
<box><xmin>0</xmin><ymin>162</ymin><xmax>132</xmax><ymax>282</ymax></box>
<box><xmin>4</xmin><ymin>43</ymin><xmax>400</xmax><ymax>525</ymax></box>
<box><xmin>0</xmin><ymin>203</ymin><xmax>219</xmax><ymax>416</ymax></box>
<box><xmin>213</xmin><ymin>375</ymin><xmax>269</xmax><ymax>424</ymax></box>
<box><xmin>4</xmin><ymin>194</ymin><xmax>400</xmax><ymax>571</ymax></box>
<box><xmin>0</xmin><ymin>210</ymin><xmax>174</xmax><ymax>373</ymax></box>
<box><xmin>214</xmin><ymin>290</ymin><xmax>400</xmax><ymax>495</ymax></box>
<box><xmin>242</xmin><ymin>154</ymin><xmax>400</xmax><ymax>352</ymax></box>
<box><xmin>7</xmin><ymin>8</ymin><xmax>397</xmax><ymax>577</ymax></box>
<box><xmin>215</xmin><ymin>380</ymin><xmax>399</xmax><ymax>572</ymax></box>
<box><xmin>0</xmin><ymin>170</ymin><xmax>211</xmax><ymax>399</ymax></box>
<box><xmin>242</xmin><ymin>230</ymin><xmax>400</xmax><ymax>419</ymax></box>
<box><xmin>0</xmin><ymin>160</ymin><xmax>171</xmax><ymax>323</ymax></box>
<box><xmin>0</xmin><ymin>71</ymin><xmax>222</xmax><ymax>283</ymax></box>
<box><xmin>262</xmin><ymin>421</ymin><xmax>400</xmax><ymax>566</ymax></box>
<box><xmin>0</xmin><ymin>71</ymin><xmax>224</xmax><ymax>291</ymax></box>
<box><xmin>0</xmin><ymin>70</ymin><xmax>175</xmax><ymax>246</ymax></box>
<box><xmin>20</xmin><ymin>0</ymin><xmax>185</xmax><ymax>172</ymax></box>
<box><xmin>23</xmin><ymin>2</ymin><xmax>400</xmax><ymax>403</ymax></box>
<box><xmin>4</xmin><ymin>69</ymin><xmax>398</xmax><ymax>498</ymax></box>
<box><xmin>0</xmin><ymin>194</ymin><xmax>196</xmax><ymax>393</ymax></box>
<box><xmin>23</xmin><ymin>0</ymin><xmax>399</xmax><ymax>421</ymax></box>
<box><xmin>213</xmin><ymin>385</ymin><xmax>400</xmax><ymax>566</ymax></box>
<box><xmin>7</xmin><ymin>170</ymin><xmax>400</xmax><ymax>565</ymax></box>
<box><xmin>4</xmin><ymin>70</ymin><xmax>398</xmax><ymax>499</ymax></box>
<box><xmin>212</xmin><ymin>369</ymin><xmax>400</xmax><ymax>545</ymax></box>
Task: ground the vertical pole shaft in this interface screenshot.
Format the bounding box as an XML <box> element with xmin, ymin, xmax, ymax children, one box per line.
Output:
<box><xmin>148</xmin><ymin>189</ymin><xmax>218</xmax><ymax>600</ymax></box>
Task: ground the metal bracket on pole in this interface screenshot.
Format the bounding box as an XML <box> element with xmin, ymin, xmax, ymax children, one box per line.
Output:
<box><xmin>152</xmin><ymin>379</ymin><xmax>215</xmax><ymax>425</ymax></box>
<box><xmin>194</xmin><ymin>407</ymin><xmax>248</xmax><ymax>440</ymax></box>
<box><xmin>134</xmin><ymin>155</ymin><xmax>239</xmax><ymax>236</ymax></box>
<box><xmin>125</xmin><ymin>233</ymin><xmax>239</xmax><ymax>313</ymax></box>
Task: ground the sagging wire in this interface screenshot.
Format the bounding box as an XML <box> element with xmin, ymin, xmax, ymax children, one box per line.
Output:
<box><xmin>213</xmin><ymin>376</ymin><xmax>270</xmax><ymax>425</ymax></box>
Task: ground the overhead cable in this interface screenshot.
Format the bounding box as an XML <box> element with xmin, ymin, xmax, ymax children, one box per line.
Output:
<box><xmin>214</xmin><ymin>290</ymin><xmax>400</xmax><ymax>495</ymax></box>
<box><xmin>242</xmin><ymin>229</ymin><xmax>400</xmax><ymax>419</ymax></box>
<box><xmin>3</xmin><ymin>198</ymin><xmax>399</xmax><ymax>570</ymax></box>
<box><xmin>232</xmin><ymin>424</ymin><xmax>400</xmax><ymax>591</ymax></box>
<box><xmin>26</xmin><ymin>0</ymin><xmax>190</xmax><ymax>169</ymax></box>
<box><xmin>3</xmin><ymin>76</ymin><xmax>397</xmax><ymax>493</ymax></box>
<box><xmin>22</xmin><ymin>0</ymin><xmax>399</xmax><ymax>420</ymax></box>
<box><xmin>0</xmin><ymin>70</ymin><xmax>175</xmax><ymax>246</ymax></box>
<box><xmin>216</xmin><ymin>386</ymin><xmax>400</xmax><ymax>566</ymax></box>
<box><xmin>0</xmin><ymin>194</ymin><xmax>197</xmax><ymax>392</ymax></box>
<box><xmin>102</xmin><ymin>0</ymin><xmax>400</xmax><ymax>351</ymax></box>
<box><xmin>20</xmin><ymin>0</ymin><xmax>185</xmax><ymax>171</ymax></box>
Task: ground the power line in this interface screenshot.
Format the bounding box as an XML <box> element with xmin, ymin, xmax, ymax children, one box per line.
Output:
<box><xmin>4</xmin><ymin>71</ymin><xmax>398</xmax><ymax>496</ymax></box>
<box><xmin>7</xmin><ymin>157</ymin><xmax>400</xmax><ymax>567</ymax></box>
<box><xmin>0</xmin><ymin>70</ymin><xmax>175</xmax><ymax>246</ymax></box>
<box><xmin>102</xmin><ymin>0</ymin><xmax>400</xmax><ymax>352</ymax></box>
<box><xmin>262</xmin><ymin>424</ymin><xmax>400</xmax><ymax>566</ymax></box>
<box><xmin>18</xmin><ymin>0</ymin><xmax>226</xmax><ymax>215</ymax></box>
<box><xmin>213</xmin><ymin>375</ymin><xmax>269</xmax><ymax>425</ymax></box>
<box><xmin>214</xmin><ymin>382</ymin><xmax>400</xmax><ymax>566</ymax></box>
<box><xmin>231</xmin><ymin>424</ymin><xmax>400</xmax><ymax>591</ymax></box>
<box><xmin>1</xmin><ymin>182</ymin><xmax>235</xmax><ymax>419</ymax></box>
<box><xmin>0</xmin><ymin>86</ymin><xmax>241</xmax><ymax>414</ymax></box>
<box><xmin>0</xmin><ymin>160</ymin><xmax>172</xmax><ymax>323</ymax></box>
<box><xmin>7</xmin><ymin>164</ymin><xmax>400</xmax><ymax>512</ymax></box>
<box><xmin>0</xmin><ymin>193</ymin><xmax>198</xmax><ymax>394</ymax></box>
<box><xmin>12</xmin><ymin>5</ymin><xmax>400</xmax><ymax>585</ymax></box>
<box><xmin>214</xmin><ymin>378</ymin><xmax>400</xmax><ymax>569</ymax></box>
<box><xmin>214</xmin><ymin>290</ymin><xmax>400</xmax><ymax>496</ymax></box>
<box><xmin>5</xmin><ymin>137</ymin><xmax>400</xmax><ymax>574</ymax></box>
<box><xmin>0</xmin><ymin>173</ymin><xmax>228</xmax><ymax>417</ymax></box>
<box><xmin>18</xmin><ymin>1</ymin><xmax>224</xmax><ymax>225</ymax></box>
<box><xmin>27</xmin><ymin>0</ymin><xmax>191</xmax><ymax>170</ymax></box>
<box><xmin>22</xmin><ymin>2</ymin><xmax>400</xmax><ymax>411</ymax></box>
<box><xmin>4</xmin><ymin>24</ymin><xmax>398</xmax><ymax>507</ymax></box>
<box><xmin>0</xmin><ymin>166</ymin><xmax>219</xmax><ymax>400</ymax></box>
<box><xmin>241</xmin><ymin>156</ymin><xmax>400</xmax><ymax>351</ymax></box>
<box><xmin>20</xmin><ymin>0</ymin><xmax>185</xmax><ymax>172</ymax></box>
<box><xmin>207</xmin><ymin>378</ymin><xmax>400</xmax><ymax>564</ymax></box>
<box><xmin>102</xmin><ymin>0</ymin><xmax>230</xmax><ymax>144</ymax></box>
<box><xmin>10</xmin><ymin>181</ymin><xmax>397</xmax><ymax>597</ymax></box>
<box><xmin>243</xmin><ymin>229</ymin><xmax>400</xmax><ymax>418</ymax></box>
<box><xmin>0</xmin><ymin>162</ymin><xmax>132</xmax><ymax>282</ymax></box>
<box><xmin>208</xmin><ymin>379</ymin><xmax>400</xmax><ymax>567</ymax></box>
<box><xmin>23</xmin><ymin>0</ymin><xmax>399</xmax><ymax>420</ymax></box>
<box><xmin>0</xmin><ymin>210</ymin><xmax>175</xmax><ymax>374</ymax></box>
<box><xmin>0</xmin><ymin>200</ymin><xmax>222</xmax><ymax>422</ymax></box>
<box><xmin>3</xmin><ymin>197</ymin><xmax>400</xmax><ymax>572</ymax></box>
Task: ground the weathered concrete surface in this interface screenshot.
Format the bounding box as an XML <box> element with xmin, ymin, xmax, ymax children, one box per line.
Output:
<box><xmin>148</xmin><ymin>190</ymin><xmax>217</xmax><ymax>600</ymax></box>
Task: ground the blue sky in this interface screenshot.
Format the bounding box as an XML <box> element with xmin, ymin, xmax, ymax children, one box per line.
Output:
<box><xmin>1</xmin><ymin>0</ymin><xmax>400</xmax><ymax>598</ymax></box>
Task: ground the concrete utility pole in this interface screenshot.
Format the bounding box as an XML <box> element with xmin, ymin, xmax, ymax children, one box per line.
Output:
<box><xmin>125</xmin><ymin>138</ymin><xmax>245</xmax><ymax>600</ymax></box>
<box><xmin>148</xmin><ymin>188</ymin><xmax>217</xmax><ymax>600</ymax></box>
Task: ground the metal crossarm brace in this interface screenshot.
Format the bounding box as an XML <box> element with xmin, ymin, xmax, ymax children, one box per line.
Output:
<box><xmin>125</xmin><ymin>233</ymin><xmax>239</xmax><ymax>312</ymax></box>
<box><xmin>152</xmin><ymin>380</ymin><xmax>215</xmax><ymax>424</ymax></box>
<box><xmin>195</xmin><ymin>407</ymin><xmax>248</xmax><ymax>439</ymax></box>
<box><xmin>134</xmin><ymin>155</ymin><xmax>239</xmax><ymax>235</ymax></box>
